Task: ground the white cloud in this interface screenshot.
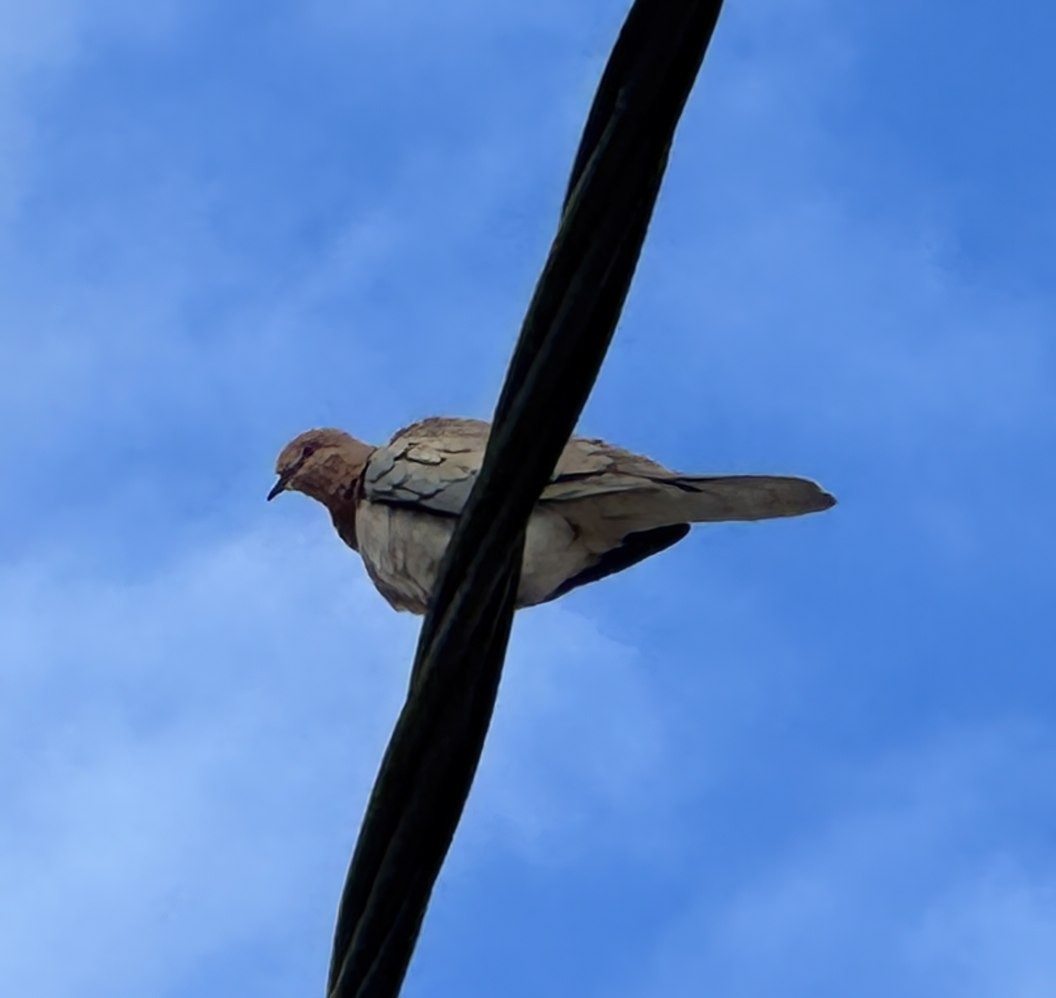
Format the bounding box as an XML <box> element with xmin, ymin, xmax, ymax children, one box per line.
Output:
<box><xmin>0</xmin><ymin>520</ymin><xmax>410</xmax><ymax>996</ymax></box>
<box><xmin>1</xmin><ymin>500</ymin><xmax>703</xmax><ymax>995</ymax></box>
<box><xmin>630</xmin><ymin>724</ymin><xmax>1056</xmax><ymax>998</ymax></box>
<box><xmin>912</xmin><ymin>866</ymin><xmax>1056</xmax><ymax>998</ymax></box>
<box><xmin>583</xmin><ymin>0</ymin><xmax>1054</xmax><ymax>474</ymax></box>
<box><xmin>0</xmin><ymin>0</ymin><xmax>186</xmax><ymax>219</ymax></box>
<box><xmin>462</xmin><ymin>604</ymin><xmax>675</xmax><ymax>864</ymax></box>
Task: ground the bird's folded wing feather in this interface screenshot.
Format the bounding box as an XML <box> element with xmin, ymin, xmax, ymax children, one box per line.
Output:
<box><xmin>361</xmin><ymin>417</ymin><xmax>656</xmax><ymax>513</ymax></box>
<box><xmin>361</xmin><ymin>416</ymin><xmax>831</xmax><ymax>521</ymax></box>
<box><xmin>360</xmin><ymin>417</ymin><xmax>488</xmax><ymax>514</ymax></box>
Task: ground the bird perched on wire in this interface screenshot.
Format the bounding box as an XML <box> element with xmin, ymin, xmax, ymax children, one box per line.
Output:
<box><xmin>268</xmin><ymin>417</ymin><xmax>834</xmax><ymax>613</ymax></box>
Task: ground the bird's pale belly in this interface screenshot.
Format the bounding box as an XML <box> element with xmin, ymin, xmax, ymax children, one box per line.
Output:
<box><xmin>354</xmin><ymin>502</ymin><xmax>588</xmax><ymax>613</ymax></box>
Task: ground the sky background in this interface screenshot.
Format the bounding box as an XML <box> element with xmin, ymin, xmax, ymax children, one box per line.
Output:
<box><xmin>2</xmin><ymin>1</ymin><xmax>1055</xmax><ymax>995</ymax></box>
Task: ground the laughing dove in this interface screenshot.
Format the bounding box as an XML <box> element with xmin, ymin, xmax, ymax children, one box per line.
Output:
<box><xmin>268</xmin><ymin>417</ymin><xmax>834</xmax><ymax>613</ymax></box>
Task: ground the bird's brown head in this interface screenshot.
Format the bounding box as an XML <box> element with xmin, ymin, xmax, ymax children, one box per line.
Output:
<box><xmin>268</xmin><ymin>428</ymin><xmax>374</xmax><ymax>507</ymax></box>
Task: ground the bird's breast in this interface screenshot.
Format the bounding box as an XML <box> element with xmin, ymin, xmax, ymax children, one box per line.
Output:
<box><xmin>354</xmin><ymin>500</ymin><xmax>594</xmax><ymax>612</ymax></box>
<box><xmin>354</xmin><ymin>501</ymin><xmax>454</xmax><ymax>613</ymax></box>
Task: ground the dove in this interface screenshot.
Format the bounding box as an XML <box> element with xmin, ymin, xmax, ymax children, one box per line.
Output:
<box><xmin>267</xmin><ymin>417</ymin><xmax>835</xmax><ymax>613</ymax></box>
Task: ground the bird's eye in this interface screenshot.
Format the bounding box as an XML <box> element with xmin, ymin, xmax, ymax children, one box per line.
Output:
<box><xmin>301</xmin><ymin>443</ymin><xmax>317</xmax><ymax>459</ymax></box>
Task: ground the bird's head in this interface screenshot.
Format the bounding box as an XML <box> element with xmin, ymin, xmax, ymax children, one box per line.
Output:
<box><xmin>267</xmin><ymin>428</ymin><xmax>373</xmax><ymax>505</ymax></box>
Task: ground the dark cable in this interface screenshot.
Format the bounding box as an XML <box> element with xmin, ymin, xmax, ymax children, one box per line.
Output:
<box><xmin>327</xmin><ymin>4</ymin><xmax>725</xmax><ymax>995</ymax></box>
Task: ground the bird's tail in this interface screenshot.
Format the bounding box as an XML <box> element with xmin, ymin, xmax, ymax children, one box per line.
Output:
<box><xmin>652</xmin><ymin>473</ymin><xmax>835</xmax><ymax>523</ymax></box>
<box><xmin>557</xmin><ymin>474</ymin><xmax>835</xmax><ymax>531</ymax></box>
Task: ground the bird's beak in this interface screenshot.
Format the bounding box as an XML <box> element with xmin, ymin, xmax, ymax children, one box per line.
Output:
<box><xmin>267</xmin><ymin>473</ymin><xmax>291</xmax><ymax>502</ymax></box>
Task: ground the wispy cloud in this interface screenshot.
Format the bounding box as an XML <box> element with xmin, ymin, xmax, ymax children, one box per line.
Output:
<box><xmin>630</xmin><ymin>725</ymin><xmax>1056</xmax><ymax>998</ymax></box>
<box><xmin>1</xmin><ymin>522</ymin><xmax>405</xmax><ymax>996</ymax></box>
<box><xmin>1</xmin><ymin>512</ymin><xmax>701</xmax><ymax>996</ymax></box>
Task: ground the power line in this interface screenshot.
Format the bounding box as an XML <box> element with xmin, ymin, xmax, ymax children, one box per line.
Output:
<box><xmin>326</xmin><ymin>4</ymin><xmax>726</xmax><ymax>995</ymax></box>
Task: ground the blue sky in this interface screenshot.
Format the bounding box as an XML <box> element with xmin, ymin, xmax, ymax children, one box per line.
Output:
<box><xmin>2</xmin><ymin>1</ymin><xmax>1054</xmax><ymax>995</ymax></box>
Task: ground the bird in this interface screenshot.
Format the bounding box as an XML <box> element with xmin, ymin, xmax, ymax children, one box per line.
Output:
<box><xmin>267</xmin><ymin>417</ymin><xmax>835</xmax><ymax>614</ymax></box>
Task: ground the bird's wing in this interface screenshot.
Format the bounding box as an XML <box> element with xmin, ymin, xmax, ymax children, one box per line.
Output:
<box><xmin>361</xmin><ymin>417</ymin><xmax>489</xmax><ymax>515</ymax></box>
<box><xmin>363</xmin><ymin>418</ymin><xmax>833</xmax><ymax>523</ymax></box>
<box><xmin>542</xmin><ymin>434</ymin><xmax>675</xmax><ymax>501</ymax></box>
<box><xmin>363</xmin><ymin>418</ymin><xmax>666</xmax><ymax>513</ymax></box>
<box><xmin>546</xmin><ymin>434</ymin><xmax>834</xmax><ymax>521</ymax></box>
